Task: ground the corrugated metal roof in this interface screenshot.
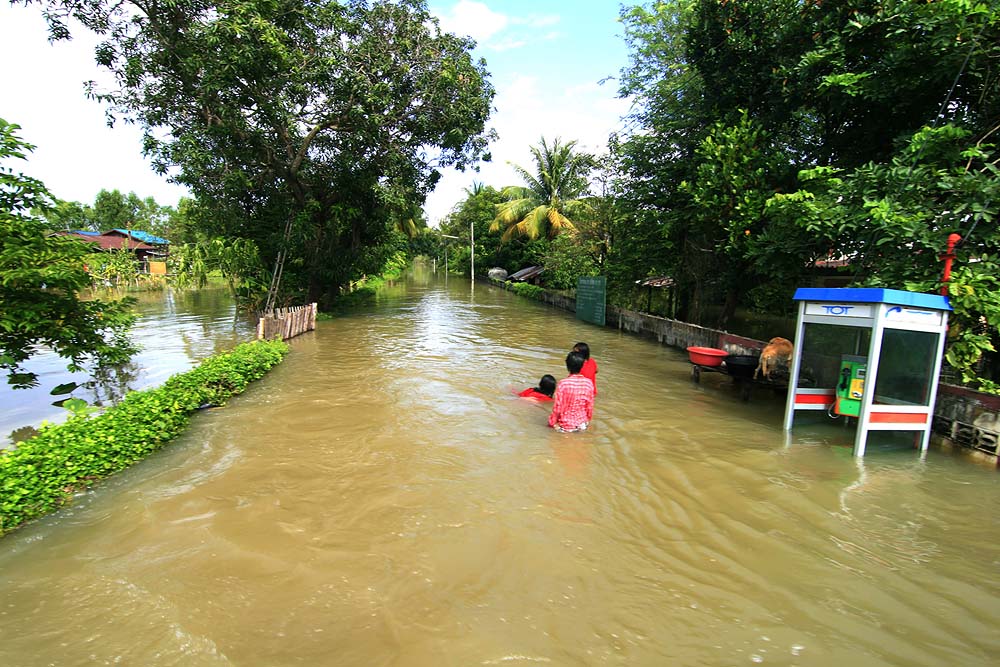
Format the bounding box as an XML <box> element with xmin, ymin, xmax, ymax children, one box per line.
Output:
<box><xmin>58</xmin><ymin>232</ymin><xmax>155</xmax><ymax>252</ymax></box>
<box><xmin>636</xmin><ymin>276</ymin><xmax>675</xmax><ymax>288</ymax></box>
<box><xmin>508</xmin><ymin>265</ymin><xmax>545</xmax><ymax>281</ymax></box>
<box><xmin>109</xmin><ymin>229</ymin><xmax>171</xmax><ymax>245</ymax></box>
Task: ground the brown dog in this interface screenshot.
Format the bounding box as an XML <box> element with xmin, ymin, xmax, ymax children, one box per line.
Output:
<box><xmin>755</xmin><ymin>337</ymin><xmax>794</xmax><ymax>380</ymax></box>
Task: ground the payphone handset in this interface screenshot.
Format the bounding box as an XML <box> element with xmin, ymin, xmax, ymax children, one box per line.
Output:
<box><xmin>834</xmin><ymin>355</ymin><xmax>867</xmax><ymax>418</ymax></box>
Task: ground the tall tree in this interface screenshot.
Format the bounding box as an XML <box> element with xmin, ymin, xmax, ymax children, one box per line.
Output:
<box><xmin>490</xmin><ymin>137</ymin><xmax>595</xmax><ymax>242</ymax></box>
<box><xmin>781</xmin><ymin>0</ymin><xmax>999</xmax><ymax>168</ymax></box>
<box><xmin>679</xmin><ymin>112</ymin><xmax>794</xmax><ymax>325</ymax></box>
<box><xmin>613</xmin><ymin>0</ymin><xmax>999</xmax><ymax>328</ymax></box>
<box><xmin>770</xmin><ymin>125</ymin><xmax>1000</xmax><ymax>388</ymax></box>
<box><xmin>92</xmin><ymin>189</ymin><xmax>142</xmax><ymax>230</ymax></box>
<box><xmin>37</xmin><ymin>199</ymin><xmax>95</xmax><ymax>232</ymax></box>
<box><xmin>0</xmin><ymin>119</ymin><xmax>136</xmax><ymax>388</ymax></box>
<box><xmin>24</xmin><ymin>0</ymin><xmax>495</xmax><ymax>307</ymax></box>
<box><xmin>769</xmin><ymin>1</ymin><xmax>1000</xmax><ymax>387</ymax></box>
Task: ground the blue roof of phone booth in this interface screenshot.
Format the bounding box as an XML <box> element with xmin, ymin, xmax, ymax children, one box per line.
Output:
<box><xmin>792</xmin><ymin>287</ymin><xmax>952</xmax><ymax>311</ymax></box>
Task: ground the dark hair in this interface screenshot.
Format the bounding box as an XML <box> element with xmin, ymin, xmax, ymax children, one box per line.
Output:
<box><xmin>566</xmin><ymin>351</ymin><xmax>585</xmax><ymax>375</ymax></box>
<box><xmin>572</xmin><ymin>342</ymin><xmax>590</xmax><ymax>360</ymax></box>
<box><xmin>537</xmin><ymin>374</ymin><xmax>557</xmax><ymax>397</ymax></box>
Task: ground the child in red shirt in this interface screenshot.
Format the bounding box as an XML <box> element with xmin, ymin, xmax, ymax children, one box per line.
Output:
<box><xmin>518</xmin><ymin>374</ymin><xmax>556</xmax><ymax>402</ymax></box>
<box><xmin>573</xmin><ymin>342</ymin><xmax>598</xmax><ymax>394</ymax></box>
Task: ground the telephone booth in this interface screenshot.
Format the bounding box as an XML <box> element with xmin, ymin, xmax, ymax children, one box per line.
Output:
<box><xmin>782</xmin><ymin>288</ymin><xmax>951</xmax><ymax>457</ymax></box>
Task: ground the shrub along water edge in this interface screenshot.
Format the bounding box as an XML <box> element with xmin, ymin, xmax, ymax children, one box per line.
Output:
<box><xmin>0</xmin><ymin>339</ymin><xmax>289</xmax><ymax>537</ymax></box>
<box><xmin>507</xmin><ymin>282</ymin><xmax>545</xmax><ymax>300</ymax></box>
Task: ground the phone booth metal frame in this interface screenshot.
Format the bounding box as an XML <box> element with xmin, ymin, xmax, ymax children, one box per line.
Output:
<box><xmin>782</xmin><ymin>288</ymin><xmax>952</xmax><ymax>457</ymax></box>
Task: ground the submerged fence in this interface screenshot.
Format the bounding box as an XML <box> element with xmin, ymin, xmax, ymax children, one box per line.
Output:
<box><xmin>256</xmin><ymin>303</ymin><xmax>317</xmax><ymax>341</ymax></box>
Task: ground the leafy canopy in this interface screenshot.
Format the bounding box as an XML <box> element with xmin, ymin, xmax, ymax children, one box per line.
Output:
<box><xmin>0</xmin><ymin>119</ymin><xmax>137</xmax><ymax>388</ymax></box>
<box><xmin>24</xmin><ymin>0</ymin><xmax>496</xmax><ymax>306</ymax></box>
<box><xmin>611</xmin><ymin>0</ymin><xmax>999</xmax><ymax>340</ymax></box>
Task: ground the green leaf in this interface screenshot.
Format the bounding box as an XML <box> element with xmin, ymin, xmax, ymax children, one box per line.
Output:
<box><xmin>50</xmin><ymin>382</ymin><xmax>80</xmax><ymax>396</ymax></box>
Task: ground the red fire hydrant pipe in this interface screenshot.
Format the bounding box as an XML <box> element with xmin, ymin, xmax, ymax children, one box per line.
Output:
<box><xmin>940</xmin><ymin>233</ymin><xmax>962</xmax><ymax>296</ymax></box>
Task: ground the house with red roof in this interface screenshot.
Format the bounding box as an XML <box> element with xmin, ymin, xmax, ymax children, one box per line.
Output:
<box><xmin>55</xmin><ymin>230</ymin><xmax>168</xmax><ymax>275</ymax></box>
<box><xmin>57</xmin><ymin>231</ymin><xmax>156</xmax><ymax>259</ymax></box>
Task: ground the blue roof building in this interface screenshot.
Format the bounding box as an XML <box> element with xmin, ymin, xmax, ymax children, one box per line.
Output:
<box><xmin>110</xmin><ymin>229</ymin><xmax>171</xmax><ymax>245</ymax></box>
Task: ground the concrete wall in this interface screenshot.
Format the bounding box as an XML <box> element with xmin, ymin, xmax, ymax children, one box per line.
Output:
<box><xmin>523</xmin><ymin>283</ymin><xmax>769</xmax><ymax>354</ymax></box>
<box><xmin>610</xmin><ymin>307</ymin><xmax>769</xmax><ymax>355</ymax></box>
<box><xmin>932</xmin><ymin>384</ymin><xmax>1000</xmax><ymax>456</ymax></box>
<box><xmin>494</xmin><ymin>279</ymin><xmax>1000</xmax><ymax>458</ymax></box>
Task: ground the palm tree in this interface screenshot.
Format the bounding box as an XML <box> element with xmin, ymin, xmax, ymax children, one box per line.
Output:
<box><xmin>464</xmin><ymin>181</ymin><xmax>486</xmax><ymax>198</ymax></box>
<box><xmin>490</xmin><ymin>137</ymin><xmax>594</xmax><ymax>242</ymax></box>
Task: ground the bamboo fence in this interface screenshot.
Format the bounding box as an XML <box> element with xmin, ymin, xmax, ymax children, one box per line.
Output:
<box><xmin>256</xmin><ymin>303</ymin><xmax>318</xmax><ymax>341</ymax></box>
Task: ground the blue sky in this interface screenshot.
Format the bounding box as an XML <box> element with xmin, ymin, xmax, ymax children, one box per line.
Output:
<box><xmin>0</xmin><ymin>1</ymin><xmax>632</xmax><ymax>225</ymax></box>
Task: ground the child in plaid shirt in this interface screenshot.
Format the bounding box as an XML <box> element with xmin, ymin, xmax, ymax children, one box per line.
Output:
<box><xmin>548</xmin><ymin>352</ymin><xmax>594</xmax><ymax>432</ymax></box>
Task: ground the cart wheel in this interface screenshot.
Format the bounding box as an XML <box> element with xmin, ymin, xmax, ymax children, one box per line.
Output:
<box><xmin>691</xmin><ymin>365</ymin><xmax>701</xmax><ymax>383</ymax></box>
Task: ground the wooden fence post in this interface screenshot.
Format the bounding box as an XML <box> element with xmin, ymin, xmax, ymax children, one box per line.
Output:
<box><xmin>256</xmin><ymin>303</ymin><xmax>318</xmax><ymax>342</ymax></box>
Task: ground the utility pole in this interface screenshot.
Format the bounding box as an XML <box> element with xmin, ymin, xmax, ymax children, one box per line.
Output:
<box><xmin>441</xmin><ymin>233</ymin><xmax>460</xmax><ymax>282</ymax></box>
<box><xmin>470</xmin><ymin>222</ymin><xmax>475</xmax><ymax>282</ymax></box>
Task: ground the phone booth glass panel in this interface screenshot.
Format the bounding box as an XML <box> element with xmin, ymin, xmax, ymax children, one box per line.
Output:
<box><xmin>872</xmin><ymin>329</ymin><xmax>941</xmax><ymax>407</ymax></box>
<box><xmin>797</xmin><ymin>323</ymin><xmax>871</xmax><ymax>389</ymax></box>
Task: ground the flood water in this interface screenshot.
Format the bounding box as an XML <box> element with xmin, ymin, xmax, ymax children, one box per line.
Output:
<box><xmin>1</xmin><ymin>286</ymin><xmax>253</xmax><ymax>447</ymax></box>
<box><xmin>2</xmin><ymin>267</ymin><xmax>999</xmax><ymax>666</ymax></box>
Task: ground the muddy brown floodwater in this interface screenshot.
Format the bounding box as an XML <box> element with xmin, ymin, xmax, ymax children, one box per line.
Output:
<box><xmin>2</xmin><ymin>266</ymin><xmax>999</xmax><ymax>666</ymax></box>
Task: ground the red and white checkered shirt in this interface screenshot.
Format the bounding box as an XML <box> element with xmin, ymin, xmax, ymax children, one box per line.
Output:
<box><xmin>548</xmin><ymin>373</ymin><xmax>594</xmax><ymax>430</ymax></box>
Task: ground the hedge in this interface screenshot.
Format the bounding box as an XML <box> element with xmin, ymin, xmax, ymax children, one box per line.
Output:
<box><xmin>507</xmin><ymin>282</ymin><xmax>546</xmax><ymax>300</ymax></box>
<box><xmin>0</xmin><ymin>339</ymin><xmax>289</xmax><ymax>536</ymax></box>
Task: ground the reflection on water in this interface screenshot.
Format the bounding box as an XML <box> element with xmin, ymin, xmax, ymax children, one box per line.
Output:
<box><xmin>1</xmin><ymin>270</ymin><xmax>999</xmax><ymax>666</ymax></box>
<box><xmin>86</xmin><ymin>360</ymin><xmax>142</xmax><ymax>407</ymax></box>
<box><xmin>1</xmin><ymin>287</ymin><xmax>254</xmax><ymax>447</ymax></box>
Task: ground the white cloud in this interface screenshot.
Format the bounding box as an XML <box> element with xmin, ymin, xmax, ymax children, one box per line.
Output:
<box><xmin>423</xmin><ymin>74</ymin><xmax>630</xmax><ymax>226</ymax></box>
<box><xmin>1</xmin><ymin>8</ymin><xmax>189</xmax><ymax>207</ymax></box>
<box><xmin>433</xmin><ymin>3</ymin><xmax>563</xmax><ymax>52</ymax></box>
<box><xmin>434</xmin><ymin>0</ymin><xmax>509</xmax><ymax>42</ymax></box>
<box><xmin>486</xmin><ymin>31</ymin><xmax>558</xmax><ymax>52</ymax></box>
<box><xmin>512</xmin><ymin>14</ymin><xmax>561</xmax><ymax>29</ymax></box>
<box><xmin>489</xmin><ymin>37</ymin><xmax>528</xmax><ymax>52</ymax></box>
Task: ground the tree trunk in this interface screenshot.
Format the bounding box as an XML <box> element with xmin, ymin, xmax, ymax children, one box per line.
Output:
<box><xmin>717</xmin><ymin>288</ymin><xmax>739</xmax><ymax>330</ymax></box>
<box><xmin>306</xmin><ymin>273</ymin><xmax>325</xmax><ymax>307</ymax></box>
<box><xmin>675</xmin><ymin>281</ymin><xmax>691</xmax><ymax>322</ymax></box>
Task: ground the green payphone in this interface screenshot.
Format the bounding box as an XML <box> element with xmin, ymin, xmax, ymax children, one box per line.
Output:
<box><xmin>835</xmin><ymin>355</ymin><xmax>867</xmax><ymax>417</ymax></box>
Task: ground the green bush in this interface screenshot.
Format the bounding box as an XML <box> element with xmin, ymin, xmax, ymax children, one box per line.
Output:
<box><xmin>541</xmin><ymin>233</ymin><xmax>600</xmax><ymax>290</ymax></box>
<box><xmin>326</xmin><ymin>286</ymin><xmax>378</xmax><ymax>314</ymax></box>
<box><xmin>0</xmin><ymin>339</ymin><xmax>289</xmax><ymax>536</ymax></box>
<box><xmin>508</xmin><ymin>283</ymin><xmax>545</xmax><ymax>300</ymax></box>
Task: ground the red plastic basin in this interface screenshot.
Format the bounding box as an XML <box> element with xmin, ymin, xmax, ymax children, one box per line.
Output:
<box><xmin>687</xmin><ymin>346</ymin><xmax>728</xmax><ymax>367</ymax></box>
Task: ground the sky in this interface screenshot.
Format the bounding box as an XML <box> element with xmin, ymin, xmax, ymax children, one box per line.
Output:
<box><xmin>0</xmin><ymin>0</ymin><xmax>633</xmax><ymax>226</ymax></box>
